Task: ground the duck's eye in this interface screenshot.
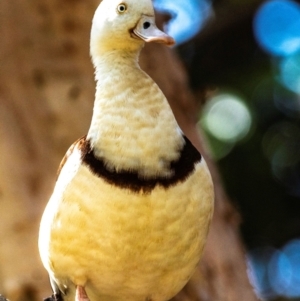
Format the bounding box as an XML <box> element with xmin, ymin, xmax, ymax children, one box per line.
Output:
<box><xmin>117</xmin><ymin>3</ymin><xmax>127</xmax><ymax>13</ymax></box>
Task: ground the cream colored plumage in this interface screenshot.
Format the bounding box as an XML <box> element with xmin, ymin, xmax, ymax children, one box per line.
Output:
<box><xmin>38</xmin><ymin>1</ymin><xmax>214</xmax><ymax>301</ymax></box>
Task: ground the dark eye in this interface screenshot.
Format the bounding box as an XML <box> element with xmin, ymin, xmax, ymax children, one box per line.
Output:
<box><xmin>117</xmin><ymin>3</ymin><xmax>127</xmax><ymax>13</ymax></box>
<box><xmin>143</xmin><ymin>22</ymin><xmax>151</xmax><ymax>29</ymax></box>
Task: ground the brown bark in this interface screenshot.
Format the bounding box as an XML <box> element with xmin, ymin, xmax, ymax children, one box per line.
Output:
<box><xmin>0</xmin><ymin>1</ymin><xmax>258</xmax><ymax>301</ymax></box>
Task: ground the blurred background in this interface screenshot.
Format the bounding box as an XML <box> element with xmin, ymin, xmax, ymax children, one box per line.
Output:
<box><xmin>154</xmin><ymin>0</ymin><xmax>300</xmax><ymax>300</ymax></box>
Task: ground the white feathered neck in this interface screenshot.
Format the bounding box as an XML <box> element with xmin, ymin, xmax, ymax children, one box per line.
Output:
<box><xmin>87</xmin><ymin>48</ymin><xmax>184</xmax><ymax>178</ymax></box>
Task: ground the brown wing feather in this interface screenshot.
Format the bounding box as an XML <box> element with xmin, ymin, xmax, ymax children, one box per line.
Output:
<box><xmin>56</xmin><ymin>135</ymin><xmax>87</xmax><ymax>180</ymax></box>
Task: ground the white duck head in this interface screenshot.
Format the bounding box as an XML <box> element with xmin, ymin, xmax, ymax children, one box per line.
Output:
<box><xmin>90</xmin><ymin>0</ymin><xmax>175</xmax><ymax>60</ymax></box>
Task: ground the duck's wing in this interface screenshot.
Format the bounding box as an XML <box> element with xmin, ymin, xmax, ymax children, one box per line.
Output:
<box><xmin>56</xmin><ymin>136</ymin><xmax>87</xmax><ymax>180</ymax></box>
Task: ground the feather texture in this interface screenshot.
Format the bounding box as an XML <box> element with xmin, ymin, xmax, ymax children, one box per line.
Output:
<box><xmin>38</xmin><ymin>0</ymin><xmax>214</xmax><ymax>300</ymax></box>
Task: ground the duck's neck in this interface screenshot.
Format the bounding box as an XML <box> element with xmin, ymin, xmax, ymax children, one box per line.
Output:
<box><xmin>92</xmin><ymin>49</ymin><xmax>141</xmax><ymax>76</ymax></box>
<box><xmin>87</xmin><ymin>50</ymin><xmax>184</xmax><ymax>178</ymax></box>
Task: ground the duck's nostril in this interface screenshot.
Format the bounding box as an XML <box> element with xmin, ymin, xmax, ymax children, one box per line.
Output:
<box><xmin>143</xmin><ymin>22</ymin><xmax>151</xmax><ymax>29</ymax></box>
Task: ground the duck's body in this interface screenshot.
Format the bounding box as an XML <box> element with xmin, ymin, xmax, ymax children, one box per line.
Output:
<box><xmin>39</xmin><ymin>137</ymin><xmax>212</xmax><ymax>301</ymax></box>
<box><xmin>39</xmin><ymin>1</ymin><xmax>214</xmax><ymax>301</ymax></box>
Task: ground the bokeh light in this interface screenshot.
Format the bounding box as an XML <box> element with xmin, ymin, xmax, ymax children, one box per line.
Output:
<box><xmin>262</xmin><ymin>122</ymin><xmax>300</xmax><ymax>169</ymax></box>
<box><xmin>248</xmin><ymin>240</ymin><xmax>300</xmax><ymax>299</ymax></box>
<box><xmin>273</xmin><ymin>82</ymin><xmax>300</xmax><ymax>117</ymax></box>
<box><xmin>282</xmin><ymin>240</ymin><xmax>300</xmax><ymax>297</ymax></box>
<box><xmin>253</xmin><ymin>0</ymin><xmax>300</xmax><ymax>56</ymax></box>
<box><xmin>201</xmin><ymin>93</ymin><xmax>252</xmax><ymax>143</ymax></box>
<box><xmin>268</xmin><ymin>250</ymin><xmax>292</xmax><ymax>296</ymax></box>
<box><xmin>154</xmin><ymin>0</ymin><xmax>212</xmax><ymax>45</ymax></box>
<box><xmin>279</xmin><ymin>53</ymin><xmax>300</xmax><ymax>94</ymax></box>
<box><xmin>247</xmin><ymin>247</ymin><xmax>276</xmax><ymax>299</ymax></box>
<box><xmin>262</xmin><ymin>122</ymin><xmax>300</xmax><ymax>196</ymax></box>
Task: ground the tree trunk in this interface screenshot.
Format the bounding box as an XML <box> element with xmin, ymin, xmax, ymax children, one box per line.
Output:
<box><xmin>0</xmin><ymin>1</ymin><xmax>258</xmax><ymax>301</ymax></box>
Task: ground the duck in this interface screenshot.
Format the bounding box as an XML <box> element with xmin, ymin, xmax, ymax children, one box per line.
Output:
<box><xmin>38</xmin><ymin>1</ymin><xmax>214</xmax><ymax>301</ymax></box>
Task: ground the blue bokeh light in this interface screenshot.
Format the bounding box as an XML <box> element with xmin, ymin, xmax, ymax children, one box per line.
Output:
<box><xmin>248</xmin><ymin>239</ymin><xmax>300</xmax><ymax>299</ymax></box>
<box><xmin>282</xmin><ymin>239</ymin><xmax>300</xmax><ymax>297</ymax></box>
<box><xmin>154</xmin><ymin>0</ymin><xmax>212</xmax><ymax>45</ymax></box>
<box><xmin>279</xmin><ymin>53</ymin><xmax>300</xmax><ymax>94</ymax></box>
<box><xmin>268</xmin><ymin>250</ymin><xmax>292</xmax><ymax>296</ymax></box>
<box><xmin>253</xmin><ymin>0</ymin><xmax>300</xmax><ymax>56</ymax></box>
<box><xmin>247</xmin><ymin>247</ymin><xmax>276</xmax><ymax>299</ymax></box>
